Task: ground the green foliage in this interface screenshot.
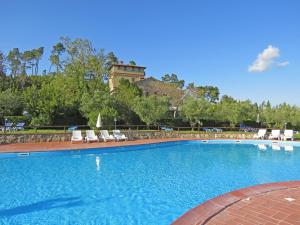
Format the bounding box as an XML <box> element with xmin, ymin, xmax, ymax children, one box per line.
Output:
<box><xmin>23</xmin><ymin>75</ymin><xmax>83</xmax><ymax>126</ymax></box>
<box><xmin>0</xmin><ymin>90</ymin><xmax>24</xmax><ymax>123</ymax></box>
<box><xmin>133</xmin><ymin>96</ymin><xmax>169</xmax><ymax>126</ymax></box>
<box><xmin>180</xmin><ymin>97</ymin><xmax>213</xmax><ymax>127</ymax></box>
<box><xmin>128</xmin><ymin>60</ymin><xmax>136</xmax><ymax>65</ymax></box>
<box><xmin>197</xmin><ymin>86</ymin><xmax>219</xmax><ymax>103</ymax></box>
<box><xmin>106</xmin><ymin>52</ymin><xmax>118</xmax><ymax>66</ymax></box>
<box><xmin>80</xmin><ymin>87</ymin><xmax>118</xmax><ymax>128</ymax></box>
<box><xmin>0</xmin><ymin>55</ymin><xmax>9</xmax><ymax>90</ymax></box>
<box><xmin>162</xmin><ymin>73</ymin><xmax>185</xmax><ymax>89</ymax></box>
<box><xmin>113</xmin><ymin>79</ymin><xmax>142</xmax><ymax>124</ymax></box>
<box><xmin>0</xmin><ymin>51</ymin><xmax>5</xmax><ymax>76</ymax></box>
<box><xmin>1</xmin><ymin>38</ymin><xmax>300</xmax><ymax>130</ymax></box>
<box><xmin>187</xmin><ymin>83</ymin><xmax>220</xmax><ymax>103</ymax></box>
<box><xmin>49</xmin><ymin>42</ymin><xmax>65</xmax><ymax>73</ymax></box>
<box><xmin>214</xmin><ymin>96</ymin><xmax>257</xmax><ymax>127</ymax></box>
<box><xmin>7</xmin><ymin>48</ymin><xmax>21</xmax><ymax>77</ymax></box>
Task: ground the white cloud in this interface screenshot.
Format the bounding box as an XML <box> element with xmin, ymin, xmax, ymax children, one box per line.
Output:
<box><xmin>248</xmin><ymin>45</ymin><xmax>280</xmax><ymax>72</ymax></box>
<box><xmin>277</xmin><ymin>61</ymin><xmax>290</xmax><ymax>67</ymax></box>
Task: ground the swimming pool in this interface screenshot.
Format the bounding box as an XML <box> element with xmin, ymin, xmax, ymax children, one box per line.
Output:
<box><xmin>0</xmin><ymin>140</ymin><xmax>300</xmax><ymax>225</ymax></box>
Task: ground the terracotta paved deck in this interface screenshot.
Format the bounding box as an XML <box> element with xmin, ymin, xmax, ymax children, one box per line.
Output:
<box><xmin>0</xmin><ymin>138</ymin><xmax>193</xmax><ymax>153</ymax></box>
<box><xmin>172</xmin><ymin>181</ymin><xmax>300</xmax><ymax>225</ymax></box>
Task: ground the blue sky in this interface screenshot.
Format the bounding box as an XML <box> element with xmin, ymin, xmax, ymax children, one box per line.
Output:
<box><xmin>1</xmin><ymin>0</ymin><xmax>300</xmax><ymax>105</ymax></box>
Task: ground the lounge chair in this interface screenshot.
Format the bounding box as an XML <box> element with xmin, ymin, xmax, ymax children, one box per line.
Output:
<box><xmin>212</xmin><ymin>128</ymin><xmax>223</xmax><ymax>133</ymax></box>
<box><xmin>85</xmin><ymin>130</ymin><xmax>99</xmax><ymax>143</ymax></box>
<box><xmin>4</xmin><ymin>122</ymin><xmax>13</xmax><ymax>131</ymax></box>
<box><xmin>113</xmin><ymin>130</ymin><xmax>128</xmax><ymax>141</ymax></box>
<box><xmin>68</xmin><ymin>126</ymin><xmax>78</xmax><ymax>131</ymax></box>
<box><xmin>268</xmin><ymin>130</ymin><xmax>281</xmax><ymax>140</ymax></box>
<box><xmin>282</xmin><ymin>130</ymin><xmax>294</xmax><ymax>141</ymax></box>
<box><xmin>253</xmin><ymin>129</ymin><xmax>267</xmax><ymax>139</ymax></box>
<box><xmin>203</xmin><ymin>128</ymin><xmax>213</xmax><ymax>132</ymax></box>
<box><xmin>14</xmin><ymin>122</ymin><xmax>25</xmax><ymax>131</ymax></box>
<box><xmin>71</xmin><ymin>130</ymin><xmax>83</xmax><ymax>143</ymax></box>
<box><xmin>161</xmin><ymin>126</ymin><xmax>173</xmax><ymax>131</ymax></box>
<box><xmin>100</xmin><ymin>130</ymin><xmax>115</xmax><ymax>142</ymax></box>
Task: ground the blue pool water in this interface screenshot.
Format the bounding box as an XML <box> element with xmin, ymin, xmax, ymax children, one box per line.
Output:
<box><xmin>1</xmin><ymin>140</ymin><xmax>300</xmax><ymax>225</ymax></box>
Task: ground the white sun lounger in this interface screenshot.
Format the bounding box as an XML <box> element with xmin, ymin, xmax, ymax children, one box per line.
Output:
<box><xmin>100</xmin><ymin>130</ymin><xmax>115</xmax><ymax>142</ymax></box>
<box><xmin>268</xmin><ymin>130</ymin><xmax>281</xmax><ymax>140</ymax></box>
<box><xmin>253</xmin><ymin>129</ymin><xmax>267</xmax><ymax>139</ymax></box>
<box><xmin>113</xmin><ymin>130</ymin><xmax>128</xmax><ymax>141</ymax></box>
<box><xmin>85</xmin><ymin>130</ymin><xmax>99</xmax><ymax>143</ymax></box>
<box><xmin>71</xmin><ymin>130</ymin><xmax>83</xmax><ymax>143</ymax></box>
<box><xmin>282</xmin><ymin>130</ymin><xmax>294</xmax><ymax>141</ymax></box>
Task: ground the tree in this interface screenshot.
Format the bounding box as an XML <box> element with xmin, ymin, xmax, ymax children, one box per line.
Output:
<box><xmin>0</xmin><ymin>90</ymin><xmax>24</xmax><ymax>123</ymax></box>
<box><xmin>187</xmin><ymin>84</ymin><xmax>220</xmax><ymax>103</ymax></box>
<box><xmin>80</xmin><ymin>86</ymin><xmax>118</xmax><ymax>127</ymax></box>
<box><xmin>180</xmin><ymin>96</ymin><xmax>213</xmax><ymax>129</ymax></box>
<box><xmin>133</xmin><ymin>96</ymin><xmax>169</xmax><ymax>127</ymax></box>
<box><xmin>161</xmin><ymin>73</ymin><xmax>185</xmax><ymax>89</ymax></box>
<box><xmin>215</xmin><ymin>96</ymin><xmax>240</xmax><ymax>127</ymax></box>
<box><xmin>259</xmin><ymin>101</ymin><xmax>274</xmax><ymax>127</ymax></box>
<box><xmin>23</xmin><ymin>74</ymin><xmax>83</xmax><ymax>125</ymax></box>
<box><xmin>49</xmin><ymin>42</ymin><xmax>65</xmax><ymax>73</ymax></box>
<box><xmin>107</xmin><ymin>52</ymin><xmax>118</xmax><ymax>66</ymax></box>
<box><xmin>0</xmin><ymin>51</ymin><xmax>6</xmax><ymax>76</ymax></box>
<box><xmin>7</xmin><ymin>48</ymin><xmax>21</xmax><ymax>78</ymax></box>
<box><xmin>196</xmin><ymin>86</ymin><xmax>220</xmax><ymax>103</ymax></box>
<box><xmin>33</xmin><ymin>47</ymin><xmax>44</xmax><ymax>75</ymax></box>
<box><xmin>113</xmin><ymin>79</ymin><xmax>142</xmax><ymax>123</ymax></box>
<box><xmin>129</xmin><ymin>60</ymin><xmax>136</xmax><ymax>65</ymax></box>
<box><xmin>22</xmin><ymin>50</ymin><xmax>34</xmax><ymax>75</ymax></box>
<box><xmin>0</xmin><ymin>52</ymin><xmax>8</xmax><ymax>91</ymax></box>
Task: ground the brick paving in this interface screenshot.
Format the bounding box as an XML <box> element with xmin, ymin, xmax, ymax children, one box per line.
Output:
<box><xmin>173</xmin><ymin>181</ymin><xmax>300</xmax><ymax>225</ymax></box>
<box><xmin>0</xmin><ymin>138</ymin><xmax>193</xmax><ymax>153</ymax></box>
<box><xmin>207</xmin><ymin>187</ymin><xmax>300</xmax><ymax>225</ymax></box>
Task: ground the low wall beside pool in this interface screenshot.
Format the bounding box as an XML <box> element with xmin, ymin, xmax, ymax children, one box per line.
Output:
<box><xmin>0</xmin><ymin>131</ymin><xmax>255</xmax><ymax>144</ymax></box>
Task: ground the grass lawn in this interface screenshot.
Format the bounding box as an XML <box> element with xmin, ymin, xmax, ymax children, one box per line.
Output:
<box><xmin>2</xmin><ymin>129</ymin><xmax>70</xmax><ymax>134</ymax></box>
<box><xmin>294</xmin><ymin>133</ymin><xmax>300</xmax><ymax>139</ymax></box>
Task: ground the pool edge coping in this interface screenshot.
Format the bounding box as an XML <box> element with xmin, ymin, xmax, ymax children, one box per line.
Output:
<box><xmin>171</xmin><ymin>180</ymin><xmax>300</xmax><ymax>225</ymax></box>
<box><xmin>0</xmin><ymin>138</ymin><xmax>299</xmax><ymax>156</ymax></box>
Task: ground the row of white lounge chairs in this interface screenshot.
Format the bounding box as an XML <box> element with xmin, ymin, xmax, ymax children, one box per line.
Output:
<box><xmin>253</xmin><ymin>129</ymin><xmax>294</xmax><ymax>141</ymax></box>
<box><xmin>71</xmin><ymin>130</ymin><xmax>128</xmax><ymax>143</ymax></box>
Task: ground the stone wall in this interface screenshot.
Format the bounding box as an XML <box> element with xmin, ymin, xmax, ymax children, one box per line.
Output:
<box><xmin>123</xmin><ymin>131</ymin><xmax>254</xmax><ymax>140</ymax></box>
<box><xmin>0</xmin><ymin>133</ymin><xmax>72</xmax><ymax>144</ymax></box>
<box><xmin>0</xmin><ymin>131</ymin><xmax>254</xmax><ymax>145</ymax></box>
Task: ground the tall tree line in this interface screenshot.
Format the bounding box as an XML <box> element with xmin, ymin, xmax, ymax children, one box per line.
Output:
<box><xmin>0</xmin><ymin>37</ymin><xmax>300</xmax><ymax>130</ymax></box>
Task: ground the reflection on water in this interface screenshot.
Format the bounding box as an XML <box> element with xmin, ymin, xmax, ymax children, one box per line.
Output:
<box><xmin>96</xmin><ymin>156</ymin><xmax>101</xmax><ymax>171</ymax></box>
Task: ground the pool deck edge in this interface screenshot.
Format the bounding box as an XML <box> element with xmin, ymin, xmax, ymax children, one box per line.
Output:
<box><xmin>0</xmin><ymin>138</ymin><xmax>299</xmax><ymax>154</ymax></box>
<box><xmin>0</xmin><ymin>138</ymin><xmax>197</xmax><ymax>153</ymax></box>
<box><xmin>172</xmin><ymin>181</ymin><xmax>300</xmax><ymax>225</ymax></box>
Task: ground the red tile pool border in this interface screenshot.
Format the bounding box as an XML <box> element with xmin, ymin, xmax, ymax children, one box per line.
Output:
<box><xmin>172</xmin><ymin>181</ymin><xmax>300</xmax><ymax>225</ymax></box>
<box><xmin>0</xmin><ymin>138</ymin><xmax>195</xmax><ymax>153</ymax></box>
